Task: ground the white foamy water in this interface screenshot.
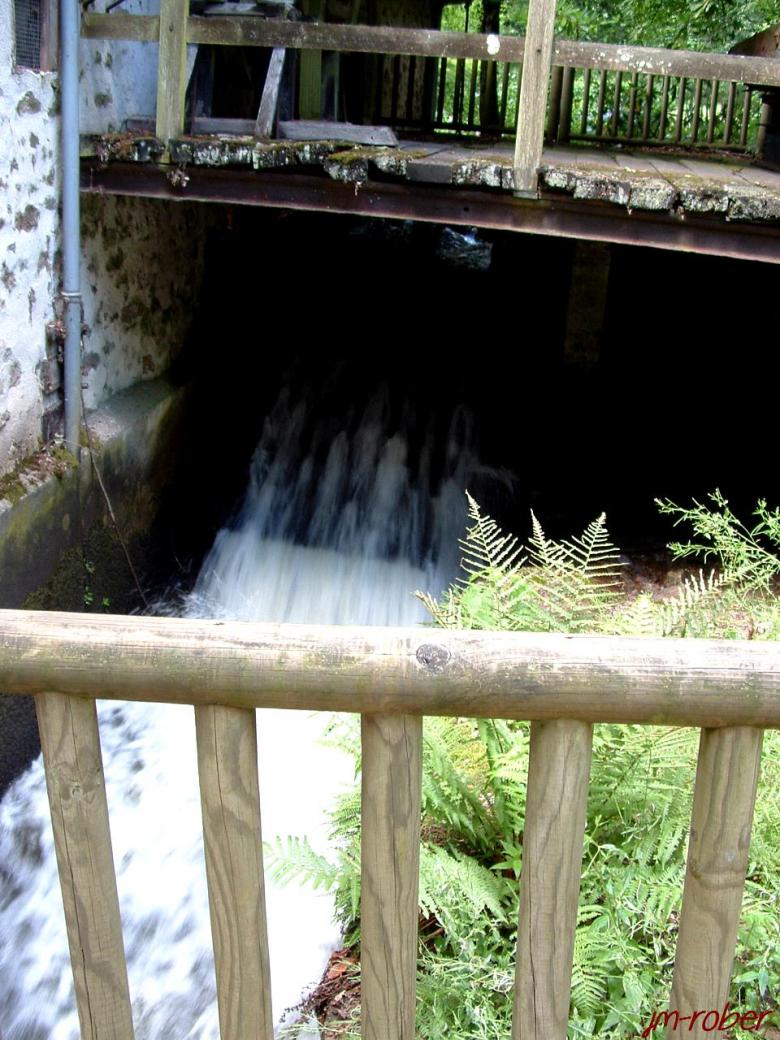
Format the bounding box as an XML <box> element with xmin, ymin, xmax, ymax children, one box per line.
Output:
<box><xmin>0</xmin><ymin>382</ymin><xmax>482</xmax><ymax>1039</ymax></box>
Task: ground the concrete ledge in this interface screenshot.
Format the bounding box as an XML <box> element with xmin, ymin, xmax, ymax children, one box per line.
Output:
<box><xmin>0</xmin><ymin>375</ymin><xmax>186</xmax><ymax>794</ymax></box>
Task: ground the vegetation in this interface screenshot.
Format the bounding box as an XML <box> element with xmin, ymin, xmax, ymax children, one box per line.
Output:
<box><xmin>269</xmin><ymin>492</ymin><xmax>780</xmax><ymax>1039</ymax></box>
<box><xmin>442</xmin><ymin>0</ymin><xmax>780</xmax><ymax>52</ymax></box>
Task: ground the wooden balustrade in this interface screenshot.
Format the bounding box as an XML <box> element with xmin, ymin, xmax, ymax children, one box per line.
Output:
<box><xmin>80</xmin><ymin>6</ymin><xmax>780</xmax><ymax>193</ymax></box>
<box><xmin>1</xmin><ymin>609</ymin><xmax>777</xmax><ymax>1039</ymax></box>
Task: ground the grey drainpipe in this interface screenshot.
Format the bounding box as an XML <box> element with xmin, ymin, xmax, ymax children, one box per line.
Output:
<box><xmin>61</xmin><ymin>0</ymin><xmax>81</xmax><ymax>451</ymax></box>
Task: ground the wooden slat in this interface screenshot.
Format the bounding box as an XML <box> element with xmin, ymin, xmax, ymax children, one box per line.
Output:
<box><xmin>5</xmin><ymin>613</ymin><xmax>780</xmax><ymax>727</ymax></box>
<box><xmin>595</xmin><ymin>68</ymin><xmax>607</xmax><ymax>134</ymax></box>
<box><xmin>513</xmin><ymin>720</ymin><xmax>593</xmax><ymax>1039</ymax></box>
<box><xmin>279</xmin><ymin>120</ymin><xmax>399</xmax><ymax>144</ymax></box>
<box><xmin>670</xmin><ymin>727</ymin><xmax>763</xmax><ymax>1038</ymax></box>
<box><xmin>658</xmin><ymin>75</ymin><xmax>670</xmax><ymax>139</ymax></box>
<box><xmin>706</xmin><ymin>79</ymin><xmax>719</xmax><ymax>143</ymax></box>
<box><xmin>81</xmin><ymin>12</ymin><xmax>159</xmax><ymax>41</ymax></box>
<box><xmin>559</xmin><ymin>66</ymin><xmax>574</xmax><ymax>142</ymax></box>
<box><xmin>34</xmin><ymin>692</ymin><xmax>135</xmax><ymax>1040</ymax></box>
<box><xmin>739</xmin><ymin>88</ymin><xmax>753</xmax><ymax>147</ymax></box>
<box><xmin>723</xmin><ymin>81</ymin><xmax>736</xmax><ymax>143</ymax></box>
<box><xmin>361</xmin><ymin>714</ymin><xmax>422</xmax><ymax>1040</ymax></box>
<box><xmin>642</xmin><ymin>74</ymin><xmax>654</xmax><ymax>139</ymax></box>
<box><xmin>674</xmin><ymin>77</ymin><xmax>686</xmax><ymax>142</ymax></box>
<box><xmin>514</xmin><ymin>0</ymin><xmax>558</xmax><ymax>195</ymax></box>
<box><xmin>156</xmin><ymin>0</ymin><xmax>190</xmax><ymax>143</ymax></box>
<box><xmin>690</xmin><ymin>77</ymin><xmax>703</xmax><ymax>142</ymax></box>
<box><xmin>255</xmin><ymin>47</ymin><xmax>286</xmax><ymax>138</ymax></box>
<box><xmin>80</xmin><ymin>13</ymin><xmax>780</xmax><ymax>87</ymax></box>
<box><xmin>195</xmin><ymin>705</ymin><xmax>273</xmax><ymax>1040</ymax></box>
<box><xmin>610</xmin><ymin>71</ymin><xmax>623</xmax><ymax>136</ymax></box>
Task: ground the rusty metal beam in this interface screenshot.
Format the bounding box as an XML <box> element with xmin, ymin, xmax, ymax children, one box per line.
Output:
<box><xmin>80</xmin><ymin>161</ymin><xmax>780</xmax><ymax>264</ymax></box>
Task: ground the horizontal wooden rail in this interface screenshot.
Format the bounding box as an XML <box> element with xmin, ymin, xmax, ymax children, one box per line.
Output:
<box><xmin>1</xmin><ymin>610</ymin><xmax>780</xmax><ymax>726</ymax></box>
<box><xmin>80</xmin><ymin>14</ymin><xmax>780</xmax><ymax>88</ymax></box>
<box><xmin>5</xmin><ymin>608</ymin><xmax>774</xmax><ymax>1040</ymax></box>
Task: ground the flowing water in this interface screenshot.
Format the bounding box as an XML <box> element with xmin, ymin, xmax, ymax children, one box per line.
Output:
<box><xmin>0</xmin><ymin>375</ymin><xmax>488</xmax><ymax>1039</ymax></box>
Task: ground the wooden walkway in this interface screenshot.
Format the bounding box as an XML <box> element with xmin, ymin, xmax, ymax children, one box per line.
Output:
<box><xmin>81</xmin><ymin>133</ymin><xmax>780</xmax><ymax>262</ymax></box>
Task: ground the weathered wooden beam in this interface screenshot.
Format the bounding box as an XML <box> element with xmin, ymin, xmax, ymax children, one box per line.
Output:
<box><xmin>156</xmin><ymin>0</ymin><xmax>190</xmax><ymax>144</ymax></box>
<box><xmin>255</xmin><ymin>47</ymin><xmax>287</xmax><ymax>138</ymax></box>
<box><xmin>669</xmin><ymin>726</ymin><xmax>764</xmax><ymax>1038</ymax></box>
<box><xmin>35</xmin><ymin>692</ymin><xmax>135</xmax><ymax>1040</ymax></box>
<box><xmin>552</xmin><ymin>40</ymin><xmax>780</xmax><ymax>88</ymax></box>
<box><xmin>195</xmin><ymin>705</ymin><xmax>274</xmax><ymax>1040</ymax></box>
<box><xmin>187</xmin><ymin>18</ymin><xmax>524</xmax><ymax>61</ymax></box>
<box><xmin>514</xmin><ymin>0</ymin><xmax>557</xmax><ymax>196</ymax></box>
<box><xmin>5</xmin><ymin>611</ymin><xmax>780</xmax><ymax>726</ymax></box>
<box><xmin>513</xmin><ymin>720</ymin><xmax>592</xmax><ymax>1039</ymax></box>
<box><xmin>81</xmin><ymin>12</ymin><xmax>160</xmax><ymax>41</ymax></box>
<box><xmin>279</xmin><ymin>120</ymin><xmax>399</xmax><ymax>144</ymax></box>
<box><xmin>361</xmin><ymin>714</ymin><xmax>422</xmax><ymax>1040</ymax></box>
<box><xmin>79</xmin><ymin>15</ymin><xmax>780</xmax><ymax>88</ymax></box>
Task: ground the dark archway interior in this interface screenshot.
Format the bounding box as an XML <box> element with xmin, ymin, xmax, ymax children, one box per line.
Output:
<box><xmin>160</xmin><ymin>207</ymin><xmax>777</xmax><ymax>583</ymax></box>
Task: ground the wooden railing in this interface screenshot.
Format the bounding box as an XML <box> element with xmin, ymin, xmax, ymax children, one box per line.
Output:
<box><xmin>81</xmin><ymin>0</ymin><xmax>780</xmax><ymax>195</ymax></box>
<box><xmin>1</xmin><ymin>609</ymin><xmax>779</xmax><ymax>1039</ymax></box>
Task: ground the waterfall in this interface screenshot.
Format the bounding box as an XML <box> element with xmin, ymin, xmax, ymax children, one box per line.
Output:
<box><xmin>0</xmin><ymin>375</ymin><xmax>485</xmax><ymax>1039</ymax></box>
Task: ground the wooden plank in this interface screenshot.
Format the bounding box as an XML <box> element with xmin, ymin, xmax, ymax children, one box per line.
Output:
<box><xmin>5</xmin><ymin>613</ymin><xmax>780</xmax><ymax>726</ymax></box>
<box><xmin>514</xmin><ymin>0</ymin><xmax>558</xmax><ymax>196</ymax></box>
<box><xmin>678</xmin><ymin>157</ymin><xmax>754</xmax><ymax>185</ymax></box>
<box><xmin>192</xmin><ymin>117</ymin><xmax>258</xmax><ymax>134</ymax></box>
<box><xmin>195</xmin><ymin>705</ymin><xmax>273</xmax><ymax>1040</ymax></box>
<box><xmin>670</xmin><ymin>727</ymin><xmax>763</xmax><ymax>1038</ymax></box>
<box><xmin>80</xmin><ymin>13</ymin><xmax>780</xmax><ymax>88</ymax></box>
<box><xmin>187</xmin><ymin>18</ymin><xmax>528</xmax><ymax>62</ymax></box>
<box><xmin>156</xmin><ymin>0</ymin><xmax>190</xmax><ymax>143</ymax></box>
<box><xmin>513</xmin><ymin>720</ymin><xmax>592</xmax><ymax>1039</ymax></box>
<box><xmin>279</xmin><ymin>120</ymin><xmax>399</xmax><ymax>144</ymax></box>
<box><xmin>34</xmin><ymin>692</ymin><xmax>135</xmax><ymax>1040</ymax></box>
<box><xmin>361</xmin><ymin>714</ymin><xmax>422</xmax><ymax>1040</ymax></box>
<box><xmin>81</xmin><ymin>12</ymin><xmax>160</xmax><ymax>41</ymax></box>
<box><xmin>553</xmin><ymin>38</ymin><xmax>780</xmax><ymax>88</ymax></box>
<box><xmin>255</xmin><ymin>47</ymin><xmax>286</xmax><ymax>138</ymax></box>
<box><xmin>736</xmin><ymin>164</ymin><xmax>780</xmax><ymax>189</ymax></box>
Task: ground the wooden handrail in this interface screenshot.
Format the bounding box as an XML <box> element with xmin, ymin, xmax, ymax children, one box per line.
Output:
<box><xmin>2</xmin><ymin>610</ymin><xmax>780</xmax><ymax>726</ymax></box>
<box><xmin>1</xmin><ymin>607</ymin><xmax>776</xmax><ymax>1039</ymax></box>
<box><xmin>81</xmin><ymin>14</ymin><xmax>780</xmax><ymax>88</ymax></box>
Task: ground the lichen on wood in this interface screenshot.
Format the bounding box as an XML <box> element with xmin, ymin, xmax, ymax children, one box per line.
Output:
<box><xmin>90</xmin><ymin>133</ymin><xmax>165</xmax><ymax>165</ymax></box>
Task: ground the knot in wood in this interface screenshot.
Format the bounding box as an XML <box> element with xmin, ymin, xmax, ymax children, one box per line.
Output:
<box><xmin>416</xmin><ymin>643</ymin><xmax>450</xmax><ymax>673</ymax></box>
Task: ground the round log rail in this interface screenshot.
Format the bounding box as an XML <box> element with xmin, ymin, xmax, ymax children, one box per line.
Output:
<box><xmin>1</xmin><ymin>610</ymin><xmax>779</xmax><ymax>726</ymax></box>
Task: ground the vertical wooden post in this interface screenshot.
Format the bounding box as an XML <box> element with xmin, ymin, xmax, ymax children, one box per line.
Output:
<box><xmin>558</xmin><ymin>66</ymin><xmax>574</xmax><ymax>143</ymax></box>
<box><xmin>195</xmin><ymin>705</ymin><xmax>274</xmax><ymax>1040</ymax></box>
<box><xmin>35</xmin><ymin>692</ymin><xmax>135</xmax><ymax>1040</ymax></box>
<box><xmin>361</xmin><ymin>714</ymin><xmax>422</xmax><ymax>1040</ymax></box>
<box><xmin>156</xmin><ymin>0</ymin><xmax>190</xmax><ymax>147</ymax></box>
<box><xmin>513</xmin><ymin>0</ymin><xmax>557</xmax><ymax>196</ymax></box>
<box><xmin>669</xmin><ymin>727</ymin><xmax>763</xmax><ymax>1039</ymax></box>
<box><xmin>513</xmin><ymin>720</ymin><xmax>593</xmax><ymax>1040</ymax></box>
<box><xmin>299</xmin><ymin>0</ymin><xmax>323</xmax><ymax>119</ymax></box>
<box><xmin>255</xmin><ymin>48</ymin><xmax>287</xmax><ymax>138</ymax></box>
<box><xmin>546</xmin><ymin>64</ymin><xmax>563</xmax><ymax>142</ymax></box>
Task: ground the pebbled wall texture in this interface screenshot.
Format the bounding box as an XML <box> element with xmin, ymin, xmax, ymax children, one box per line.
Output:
<box><xmin>0</xmin><ymin>0</ymin><xmax>207</xmax><ymax>476</ymax></box>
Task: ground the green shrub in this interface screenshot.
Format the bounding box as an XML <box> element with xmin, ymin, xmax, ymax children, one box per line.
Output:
<box><xmin>269</xmin><ymin>492</ymin><xmax>780</xmax><ymax>1038</ymax></box>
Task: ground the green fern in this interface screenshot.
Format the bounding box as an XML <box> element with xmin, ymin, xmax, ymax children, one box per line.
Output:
<box><xmin>275</xmin><ymin>493</ymin><xmax>780</xmax><ymax>1040</ymax></box>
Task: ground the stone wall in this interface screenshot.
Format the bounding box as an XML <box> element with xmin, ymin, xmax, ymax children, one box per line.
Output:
<box><xmin>0</xmin><ymin>0</ymin><xmax>207</xmax><ymax>476</ymax></box>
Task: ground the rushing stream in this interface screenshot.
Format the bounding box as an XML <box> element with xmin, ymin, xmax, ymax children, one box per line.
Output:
<box><xmin>0</xmin><ymin>374</ymin><xmax>487</xmax><ymax>1039</ymax></box>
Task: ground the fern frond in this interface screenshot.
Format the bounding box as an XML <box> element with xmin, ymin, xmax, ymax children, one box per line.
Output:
<box><xmin>264</xmin><ymin>835</ymin><xmax>341</xmax><ymax>892</ymax></box>
<box><xmin>460</xmin><ymin>492</ymin><xmax>526</xmax><ymax>579</ymax></box>
<box><xmin>419</xmin><ymin>844</ymin><xmax>508</xmax><ymax>931</ymax></box>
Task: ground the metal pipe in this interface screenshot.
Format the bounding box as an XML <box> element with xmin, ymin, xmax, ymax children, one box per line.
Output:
<box><xmin>61</xmin><ymin>0</ymin><xmax>82</xmax><ymax>452</ymax></box>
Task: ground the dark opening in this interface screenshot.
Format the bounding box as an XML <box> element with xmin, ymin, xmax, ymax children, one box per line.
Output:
<box><xmin>14</xmin><ymin>0</ymin><xmax>42</xmax><ymax>70</ymax></box>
